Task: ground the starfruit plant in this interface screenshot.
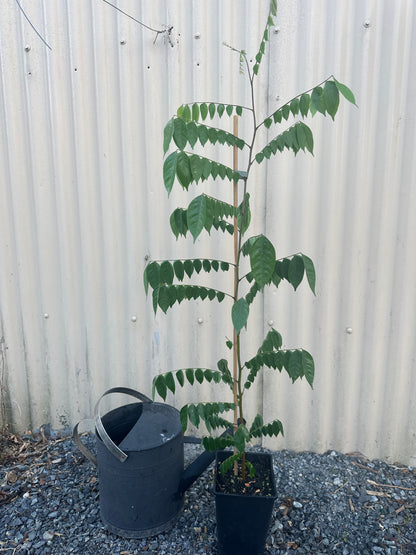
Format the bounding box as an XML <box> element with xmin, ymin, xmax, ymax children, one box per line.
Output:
<box><xmin>144</xmin><ymin>0</ymin><xmax>355</xmax><ymax>481</ymax></box>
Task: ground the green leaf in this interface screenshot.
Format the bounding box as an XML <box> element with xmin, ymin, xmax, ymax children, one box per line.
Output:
<box><xmin>163</xmin><ymin>118</ymin><xmax>174</xmax><ymax>154</ymax></box>
<box><xmin>288</xmin><ymin>255</ymin><xmax>304</xmax><ymax>291</ymax></box>
<box><xmin>236</xmin><ymin>105</ymin><xmax>243</xmax><ymax>116</ymax></box>
<box><xmin>189</xmin><ymin>154</ymin><xmax>203</xmax><ymax>182</ymax></box>
<box><xmin>282</xmin><ymin>104</ymin><xmax>290</xmax><ymax>120</ymax></box>
<box><xmin>198</xmin><ymin>125</ymin><xmax>209</xmax><ymax>146</ymax></box>
<box><xmin>202</xmin><ymin>259</ymin><xmax>211</xmax><ymax>272</ymax></box>
<box><xmin>200</xmin><ymin>103</ymin><xmax>208</xmax><ymax>120</ymax></box>
<box><xmin>176</xmin><ymin>369</ymin><xmax>185</xmax><ymax>387</ymax></box>
<box><xmin>311</xmin><ymin>86</ymin><xmax>326</xmax><ymax>115</ymax></box>
<box><xmin>152</xmin><ymin>288</ymin><xmax>159</xmax><ymax>313</ymax></box>
<box><xmin>173</xmin><ymin>117</ymin><xmax>187</xmax><ymax>150</ymax></box>
<box><xmin>301</xmin><ymin>253</ymin><xmax>316</xmax><ymax>294</ymax></box>
<box><xmin>176</xmin><ymin>152</ymin><xmax>192</xmax><ymax>189</ymax></box>
<box><xmin>303</xmin><ymin>124</ymin><xmax>314</xmax><ymax>154</ymax></box>
<box><xmin>182</xmin><ymin>104</ymin><xmax>191</xmax><ymax>122</ymax></box>
<box><xmin>160</xmin><ymin>261</ymin><xmax>174</xmax><ymax>285</ymax></box>
<box><xmin>187</xmin><ymin>195</ymin><xmax>207</xmax><ymax>241</ymax></box>
<box><xmin>216</xmin><ymin>291</ymin><xmax>225</xmax><ymax>302</ymax></box>
<box><xmin>188</xmin><ymin>404</ymin><xmax>200</xmax><ymax>427</ymax></box>
<box><xmin>241</xmin><ymin>236</ymin><xmax>257</xmax><ymax>257</ymax></box>
<box><xmin>295</xmin><ymin>123</ymin><xmax>307</xmax><ymax>151</ymax></box>
<box><xmin>163</xmin><ymin>151</ymin><xmax>178</xmax><ymax>194</ymax></box>
<box><xmin>193</xmin><ymin>258</ymin><xmax>202</xmax><ymax>273</ymax></box>
<box><xmin>237</xmin><ymin>193</ymin><xmax>251</xmax><ymax>234</ymax></box>
<box><xmin>201</xmin><ymin>157</ymin><xmax>211</xmax><ymax>179</ymax></box>
<box><xmin>255</xmin><ymin>152</ymin><xmax>264</xmax><ymax>164</ymax></box>
<box><xmin>302</xmin><ymin>350</ymin><xmax>315</xmax><ymax>387</ymax></box>
<box><xmin>183</xmin><ymin>259</ymin><xmax>193</xmax><ymax>278</ymax></box>
<box><xmin>157</xmin><ymin>286</ymin><xmax>170</xmax><ymax>313</ymax></box>
<box><xmin>185</xmin><ymin>368</ymin><xmax>194</xmax><ymax>385</ymax></box>
<box><xmin>217</xmin><ymin>104</ymin><xmax>225</xmax><ymax>117</ymax></box>
<box><xmin>290</xmin><ymin>98</ymin><xmax>300</xmax><ymax>116</ymax></box>
<box><xmin>207</xmin><ymin>289</ymin><xmax>216</xmax><ymax>300</ymax></box>
<box><xmin>217</xmin><ymin>130</ymin><xmax>226</xmax><ymax>144</ymax></box>
<box><xmin>144</xmin><ymin>262</ymin><xmax>161</xmax><ymax>291</ymax></box>
<box><xmin>288</xmin><ymin>350</ymin><xmax>302</xmax><ymax>382</ymax></box>
<box><xmin>219</xmin><ymin>453</ymin><xmax>243</xmax><ymax>475</ymax></box>
<box><xmin>171</xmin><ymin>260</ymin><xmax>183</xmax><ymax>282</ymax></box>
<box><xmin>180</xmin><ymin>406</ymin><xmax>188</xmax><ymax>432</ymax></box>
<box><xmin>186</xmin><ymin>122</ymin><xmax>198</xmax><ymax>148</ymax></box>
<box><xmin>209</xmin><ymin>103</ymin><xmax>216</xmax><ymax>118</ymax></box>
<box><xmin>165</xmin><ymin>371</ymin><xmax>175</xmax><ymax>394</ymax></box>
<box><xmin>170</xmin><ymin>208</ymin><xmax>188</xmax><ymax>238</ymax></box>
<box><xmin>233</xmin><ymin>425</ymin><xmax>250</xmax><ymax>453</ymax></box>
<box><xmin>226</xmin><ymin>104</ymin><xmax>233</xmax><ymax>116</ymax></box>
<box><xmin>299</xmin><ymin>93</ymin><xmax>310</xmax><ymax>117</ymax></box>
<box><xmin>334</xmin><ymin>78</ymin><xmax>356</xmax><ymax>105</ymax></box>
<box><xmin>249</xmin><ymin>235</ymin><xmax>276</xmax><ymax>288</ymax></box>
<box><xmin>232</xmin><ymin>298</ymin><xmax>249</xmax><ymax>335</ymax></box>
<box><xmin>154</xmin><ymin>375</ymin><xmax>167</xmax><ymax>401</ymax></box>
<box><xmin>210</xmin><ymin>162</ymin><xmax>219</xmax><ymax>180</ymax></box>
<box><xmin>273</xmin><ymin>109</ymin><xmax>282</xmax><ymax>123</ymax></box>
<box><xmin>192</xmin><ymin>103</ymin><xmax>200</xmax><ymax>122</ymax></box>
<box><xmin>323</xmin><ymin>80</ymin><xmax>339</xmax><ymax>120</ymax></box>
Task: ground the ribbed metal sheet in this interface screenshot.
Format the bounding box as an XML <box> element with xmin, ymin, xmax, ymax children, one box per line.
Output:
<box><xmin>0</xmin><ymin>0</ymin><xmax>415</xmax><ymax>465</ymax></box>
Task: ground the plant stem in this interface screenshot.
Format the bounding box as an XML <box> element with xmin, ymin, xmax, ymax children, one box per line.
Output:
<box><xmin>232</xmin><ymin>52</ymin><xmax>258</xmax><ymax>482</ymax></box>
<box><xmin>232</xmin><ymin>116</ymin><xmax>239</xmax><ymax>476</ymax></box>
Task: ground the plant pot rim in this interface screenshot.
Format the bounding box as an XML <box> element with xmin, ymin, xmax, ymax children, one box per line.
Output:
<box><xmin>214</xmin><ymin>450</ymin><xmax>278</xmax><ymax>499</ymax></box>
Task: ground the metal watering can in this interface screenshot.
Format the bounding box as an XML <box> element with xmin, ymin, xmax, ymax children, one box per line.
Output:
<box><xmin>73</xmin><ymin>387</ymin><xmax>215</xmax><ymax>538</ymax></box>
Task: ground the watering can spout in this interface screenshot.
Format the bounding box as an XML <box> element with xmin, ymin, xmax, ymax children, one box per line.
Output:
<box><xmin>179</xmin><ymin>444</ymin><xmax>216</xmax><ymax>493</ymax></box>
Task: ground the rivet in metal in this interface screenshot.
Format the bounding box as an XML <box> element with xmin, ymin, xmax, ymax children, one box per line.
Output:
<box><xmin>346</xmin><ymin>327</ymin><xmax>353</xmax><ymax>334</ymax></box>
<box><xmin>197</xmin><ymin>317</ymin><xmax>203</xmax><ymax>324</ymax></box>
<box><xmin>268</xmin><ymin>320</ymin><xmax>274</xmax><ymax>327</ymax></box>
<box><xmin>24</xmin><ymin>45</ymin><xmax>31</xmax><ymax>52</ymax></box>
<box><xmin>194</xmin><ymin>33</ymin><xmax>201</xmax><ymax>39</ymax></box>
<box><xmin>120</xmin><ymin>39</ymin><xmax>126</xmax><ymax>45</ymax></box>
<box><xmin>274</xmin><ymin>27</ymin><xmax>280</xmax><ymax>34</ymax></box>
<box><xmin>131</xmin><ymin>316</ymin><xmax>137</xmax><ymax>322</ymax></box>
<box><xmin>363</xmin><ymin>20</ymin><xmax>370</xmax><ymax>28</ymax></box>
<box><xmin>44</xmin><ymin>313</ymin><xmax>49</xmax><ymax>319</ymax></box>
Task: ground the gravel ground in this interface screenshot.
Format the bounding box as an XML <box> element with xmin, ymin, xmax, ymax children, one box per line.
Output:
<box><xmin>0</xmin><ymin>428</ymin><xmax>415</xmax><ymax>554</ymax></box>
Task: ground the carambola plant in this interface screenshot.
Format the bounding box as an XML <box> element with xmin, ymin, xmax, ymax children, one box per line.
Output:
<box><xmin>144</xmin><ymin>0</ymin><xmax>355</xmax><ymax>480</ymax></box>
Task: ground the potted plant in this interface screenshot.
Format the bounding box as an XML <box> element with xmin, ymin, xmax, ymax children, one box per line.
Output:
<box><xmin>144</xmin><ymin>1</ymin><xmax>355</xmax><ymax>553</ymax></box>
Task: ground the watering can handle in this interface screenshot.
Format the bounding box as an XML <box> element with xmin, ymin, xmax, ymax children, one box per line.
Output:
<box><xmin>94</xmin><ymin>387</ymin><xmax>152</xmax><ymax>463</ymax></box>
<box><xmin>73</xmin><ymin>419</ymin><xmax>98</xmax><ymax>466</ymax></box>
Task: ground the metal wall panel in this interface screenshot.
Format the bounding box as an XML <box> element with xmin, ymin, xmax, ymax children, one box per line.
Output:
<box><xmin>0</xmin><ymin>1</ymin><xmax>415</xmax><ymax>465</ymax></box>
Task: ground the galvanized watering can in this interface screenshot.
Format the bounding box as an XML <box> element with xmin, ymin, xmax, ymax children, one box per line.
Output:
<box><xmin>73</xmin><ymin>387</ymin><xmax>215</xmax><ymax>538</ymax></box>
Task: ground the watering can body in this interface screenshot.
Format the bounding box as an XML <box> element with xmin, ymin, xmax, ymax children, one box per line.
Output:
<box><xmin>74</xmin><ymin>388</ymin><xmax>214</xmax><ymax>538</ymax></box>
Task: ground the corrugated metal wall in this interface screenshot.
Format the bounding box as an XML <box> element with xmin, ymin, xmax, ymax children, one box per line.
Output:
<box><xmin>0</xmin><ymin>0</ymin><xmax>415</xmax><ymax>465</ymax></box>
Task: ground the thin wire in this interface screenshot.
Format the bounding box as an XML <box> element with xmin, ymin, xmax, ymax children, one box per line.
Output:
<box><xmin>101</xmin><ymin>0</ymin><xmax>168</xmax><ymax>37</ymax></box>
<box><xmin>15</xmin><ymin>0</ymin><xmax>52</xmax><ymax>51</ymax></box>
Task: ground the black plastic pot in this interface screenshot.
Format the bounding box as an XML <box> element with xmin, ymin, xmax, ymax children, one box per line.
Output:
<box><xmin>214</xmin><ymin>450</ymin><xmax>277</xmax><ymax>555</ymax></box>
